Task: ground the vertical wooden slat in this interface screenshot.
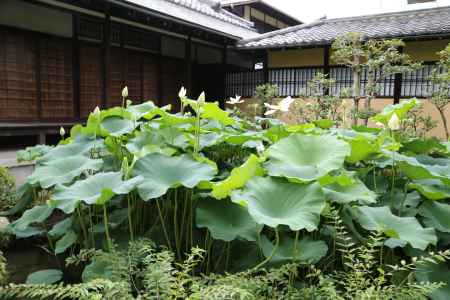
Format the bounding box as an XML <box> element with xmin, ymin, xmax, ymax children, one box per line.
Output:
<box><xmin>72</xmin><ymin>14</ymin><xmax>81</xmax><ymax>119</ymax></box>
<box><xmin>102</xmin><ymin>7</ymin><xmax>111</xmax><ymax>107</ymax></box>
<box><xmin>35</xmin><ymin>36</ymin><xmax>42</xmax><ymax>120</ymax></box>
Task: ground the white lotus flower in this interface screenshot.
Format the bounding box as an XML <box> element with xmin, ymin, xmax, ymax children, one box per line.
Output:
<box><xmin>197</xmin><ymin>92</ymin><xmax>206</xmax><ymax>105</ymax></box>
<box><xmin>227</xmin><ymin>95</ymin><xmax>244</xmax><ymax>105</ymax></box>
<box><xmin>178</xmin><ymin>86</ymin><xmax>187</xmax><ymax>99</ymax></box>
<box><xmin>122</xmin><ymin>86</ymin><xmax>128</xmax><ymax>98</ymax></box>
<box><xmin>264</xmin><ymin>96</ymin><xmax>294</xmax><ymax>116</ymax></box>
<box><xmin>59</xmin><ymin>127</ymin><xmax>65</xmax><ymax>137</ymax></box>
<box><xmin>388</xmin><ymin>113</ymin><xmax>401</xmax><ymax>131</ymax></box>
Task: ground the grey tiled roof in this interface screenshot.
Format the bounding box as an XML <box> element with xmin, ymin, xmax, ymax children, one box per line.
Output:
<box><xmin>238</xmin><ymin>6</ymin><xmax>450</xmax><ymax>49</ymax></box>
<box><xmin>119</xmin><ymin>0</ymin><xmax>259</xmax><ymax>39</ymax></box>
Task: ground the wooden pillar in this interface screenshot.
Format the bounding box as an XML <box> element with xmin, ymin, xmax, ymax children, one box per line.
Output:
<box><xmin>323</xmin><ymin>45</ymin><xmax>330</xmax><ymax>95</ymax></box>
<box><xmin>35</xmin><ymin>36</ymin><xmax>42</xmax><ymax>120</ymax></box>
<box><xmin>72</xmin><ymin>14</ymin><xmax>80</xmax><ymax>120</ymax></box>
<box><xmin>221</xmin><ymin>44</ymin><xmax>228</xmax><ymax>108</ymax></box>
<box><xmin>393</xmin><ymin>46</ymin><xmax>404</xmax><ymax>104</ymax></box>
<box><xmin>185</xmin><ymin>36</ymin><xmax>192</xmax><ymax>93</ymax></box>
<box><xmin>263</xmin><ymin>50</ymin><xmax>269</xmax><ymax>83</ymax></box>
<box><xmin>102</xmin><ymin>5</ymin><xmax>111</xmax><ymax>108</ymax></box>
<box><xmin>157</xmin><ymin>35</ymin><xmax>163</xmax><ymax>106</ymax></box>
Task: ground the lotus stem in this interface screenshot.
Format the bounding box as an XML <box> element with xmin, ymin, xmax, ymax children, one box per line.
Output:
<box><xmin>253</xmin><ymin>228</ymin><xmax>280</xmax><ymax>270</ymax></box>
<box><xmin>103</xmin><ymin>204</ymin><xmax>112</xmax><ymax>251</ymax></box>
<box><xmin>127</xmin><ymin>195</ymin><xmax>134</xmax><ymax>241</ymax></box>
<box><xmin>156</xmin><ymin>198</ymin><xmax>172</xmax><ymax>250</ymax></box>
<box><xmin>293</xmin><ymin>231</ymin><xmax>299</xmax><ymax>261</ymax></box>
<box><xmin>77</xmin><ymin>206</ymin><xmax>89</xmax><ymax>248</ymax></box>
<box><xmin>173</xmin><ymin>189</ymin><xmax>182</xmax><ymax>260</ymax></box>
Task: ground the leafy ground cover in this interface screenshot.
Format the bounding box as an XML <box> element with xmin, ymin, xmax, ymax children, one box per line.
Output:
<box><xmin>1</xmin><ymin>91</ymin><xmax>450</xmax><ymax>299</ymax></box>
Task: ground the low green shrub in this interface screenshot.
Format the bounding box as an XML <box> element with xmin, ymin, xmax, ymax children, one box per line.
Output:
<box><xmin>0</xmin><ymin>167</ymin><xmax>16</xmax><ymax>212</ymax></box>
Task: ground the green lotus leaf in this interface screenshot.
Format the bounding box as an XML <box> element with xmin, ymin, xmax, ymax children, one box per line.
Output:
<box><xmin>313</xmin><ymin>119</ymin><xmax>333</xmax><ymax>129</ymax></box>
<box><xmin>26</xmin><ymin>269</ymin><xmax>63</xmax><ymax>284</ymax></box>
<box><xmin>82</xmin><ymin>259</ymin><xmax>113</xmax><ymax>283</ymax></box>
<box><xmin>202</xmin><ymin>102</ymin><xmax>235</xmax><ymax>126</ymax></box>
<box><xmin>55</xmin><ymin>230</ymin><xmax>77</xmax><ymax>255</ymax></box>
<box><xmin>17</xmin><ymin>144</ymin><xmax>53</xmax><ymax>162</ymax></box>
<box><xmin>49</xmin><ymin>217</ymin><xmax>73</xmax><ymax>238</ymax></box>
<box><xmin>419</xmin><ymin>201</ymin><xmax>450</xmax><ymax>233</ymax></box>
<box><xmin>356</xmin><ymin>206</ymin><xmax>437</xmax><ymax>250</ymax></box>
<box><xmin>39</xmin><ymin>136</ymin><xmax>99</xmax><ymax>162</ymax></box>
<box><xmin>10</xmin><ymin>205</ymin><xmax>54</xmax><ymax>231</ymax></box>
<box><xmin>416</xmin><ymin>261</ymin><xmax>450</xmax><ymax>300</ymax></box>
<box><xmin>101</xmin><ymin>116</ymin><xmax>136</xmax><ymax>137</ymax></box>
<box><xmin>28</xmin><ymin>155</ymin><xmax>103</xmax><ymax>188</ymax></box>
<box><xmin>402</xmin><ymin>138</ymin><xmax>448</xmax><ymax>155</ymax></box>
<box><xmin>344</xmin><ymin>134</ymin><xmax>380</xmax><ymax>163</ymax></box>
<box><xmin>409</xmin><ymin>179</ymin><xmax>450</xmax><ymax>200</ymax></box>
<box><xmin>266</xmin><ymin>134</ymin><xmax>350</xmax><ymax>182</ymax></box>
<box><xmin>196</xmin><ymin>199</ymin><xmax>262</xmax><ymax>242</ymax></box>
<box><xmin>224</xmin><ymin>131</ymin><xmax>265</xmax><ymax>145</ymax></box>
<box><xmin>286</xmin><ymin>123</ymin><xmax>316</xmax><ymax>133</ymax></box>
<box><xmin>322</xmin><ymin>178</ymin><xmax>377</xmax><ymax>204</ymax></box>
<box><xmin>231</xmin><ymin>177</ymin><xmax>325</xmax><ymax>231</ymax></box>
<box><xmin>261</xmin><ymin>235</ymin><xmax>328</xmax><ymax>265</ymax></box>
<box><xmin>371</xmin><ymin>98</ymin><xmax>419</xmax><ymax>125</ymax></box>
<box><xmin>50</xmin><ymin>172</ymin><xmax>143</xmax><ymax>213</ymax></box>
<box><xmin>126</xmin><ymin>101</ymin><xmax>167</xmax><ymax>120</ymax></box>
<box><xmin>212</xmin><ymin>154</ymin><xmax>264</xmax><ymax>200</ymax></box>
<box><xmin>133</xmin><ymin>153</ymin><xmax>217</xmax><ymax>200</ymax></box>
<box><xmin>394</xmin><ymin>153</ymin><xmax>450</xmax><ymax>184</ymax></box>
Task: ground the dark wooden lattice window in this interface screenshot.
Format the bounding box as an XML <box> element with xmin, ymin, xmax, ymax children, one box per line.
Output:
<box><xmin>79</xmin><ymin>18</ymin><xmax>103</xmax><ymax>41</ymax></box>
<box><xmin>80</xmin><ymin>46</ymin><xmax>102</xmax><ymax>118</ymax></box>
<box><xmin>0</xmin><ymin>29</ymin><xmax>38</xmax><ymax>120</ymax></box>
<box><xmin>39</xmin><ymin>38</ymin><xmax>74</xmax><ymax>119</ymax></box>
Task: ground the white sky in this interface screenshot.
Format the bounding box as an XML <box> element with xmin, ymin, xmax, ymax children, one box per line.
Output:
<box><xmin>266</xmin><ymin>0</ymin><xmax>450</xmax><ymax>23</ymax></box>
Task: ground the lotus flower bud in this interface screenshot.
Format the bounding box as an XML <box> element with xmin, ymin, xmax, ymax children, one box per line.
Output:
<box><xmin>122</xmin><ymin>86</ymin><xmax>129</xmax><ymax>98</ymax></box>
<box><xmin>93</xmin><ymin>106</ymin><xmax>101</xmax><ymax>117</ymax></box>
<box><xmin>178</xmin><ymin>86</ymin><xmax>187</xmax><ymax>99</ymax></box>
<box><xmin>197</xmin><ymin>91</ymin><xmax>206</xmax><ymax>105</ymax></box>
<box><xmin>388</xmin><ymin>113</ymin><xmax>400</xmax><ymax>131</ymax></box>
<box><xmin>59</xmin><ymin>126</ymin><xmax>65</xmax><ymax>137</ymax></box>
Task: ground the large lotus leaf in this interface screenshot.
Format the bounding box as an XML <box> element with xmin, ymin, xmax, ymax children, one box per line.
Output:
<box><xmin>231</xmin><ymin>177</ymin><xmax>325</xmax><ymax>231</ymax></box>
<box><xmin>224</xmin><ymin>131</ymin><xmax>266</xmax><ymax>145</ymax></box>
<box><xmin>212</xmin><ymin>154</ymin><xmax>264</xmax><ymax>200</ymax></box>
<box><xmin>82</xmin><ymin>259</ymin><xmax>114</xmax><ymax>283</ymax></box>
<box><xmin>28</xmin><ymin>155</ymin><xmax>102</xmax><ymax>189</ymax></box>
<box><xmin>17</xmin><ymin>144</ymin><xmax>53</xmax><ymax>162</ymax></box>
<box><xmin>322</xmin><ymin>178</ymin><xmax>377</xmax><ymax>204</ymax></box>
<box><xmin>371</xmin><ymin>98</ymin><xmax>419</xmax><ymax>125</ymax></box>
<box><xmin>39</xmin><ymin>137</ymin><xmax>98</xmax><ymax>162</ymax></box>
<box><xmin>10</xmin><ymin>205</ymin><xmax>54</xmax><ymax>231</ymax></box>
<box><xmin>343</xmin><ymin>134</ymin><xmax>381</xmax><ymax>163</ymax></box>
<box><xmin>402</xmin><ymin>138</ymin><xmax>448</xmax><ymax>155</ymax></box>
<box><xmin>133</xmin><ymin>153</ymin><xmax>217</xmax><ymax>200</ymax></box>
<box><xmin>55</xmin><ymin>230</ymin><xmax>77</xmax><ymax>255</ymax></box>
<box><xmin>26</xmin><ymin>269</ymin><xmax>63</xmax><ymax>284</ymax></box>
<box><xmin>202</xmin><ymin>102</ymin><xmax>235</xmax><ymax>126</ymax></box>
<box><xmin>266</xmin><ymin>134</ymin><xmax>350</xmax><ymax>182</ymax></box>
<box><xmin>101</xmin><ymin>116</ymin><xmax>136</xmax><ymax>137</ymax></box>
<box><xmin>419</xmin><ymin>201</ymin><xmax>450</xmax><ymax>233</ymax></box>
<box><xmin>50</xmin><ymin>172</ymin><xmax>143</xmax><ymax>213</ymax></box>
<box><xmin>395</xmin><ymin>154</ymin><xmax>450</xmax><ymax>184</ymax></box>
<box><xmin>48</xmin><ymin>217</ymin><xmax>73</xmax><ymax>238</ymax></box>
<box><xmin>261</xmin><ymin>235</ymin><xmax>328</xmax><ymax>265</ymax></box>
<box><xmin>196</xmin><ymin>199</ymin><xmax>262</xmax><ymax>242</ymax></box>
<box><xmin>409</xmin><ymin>179</ymin><xmax>450</xmax><ymax>200</ymax></box>
<box><xmin>416</xmin><ymin>262</ymin><xmax>450</xmax><ymax>300</ymax></box>
<box><xmin>356</xmin><ymin>206</ymin><xmax>437</xmax><ymax>250</ymax></box>
<box><xmin>126</xmin><ymin>101</ymin><xmax>168</xmax><ymax>120</ymax></box>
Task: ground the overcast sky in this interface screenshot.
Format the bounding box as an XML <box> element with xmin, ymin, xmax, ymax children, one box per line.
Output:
<box><xmin>266</xmin><ymin>0</ymin><xmax>450</xmax><ymax>23</ymax></box>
